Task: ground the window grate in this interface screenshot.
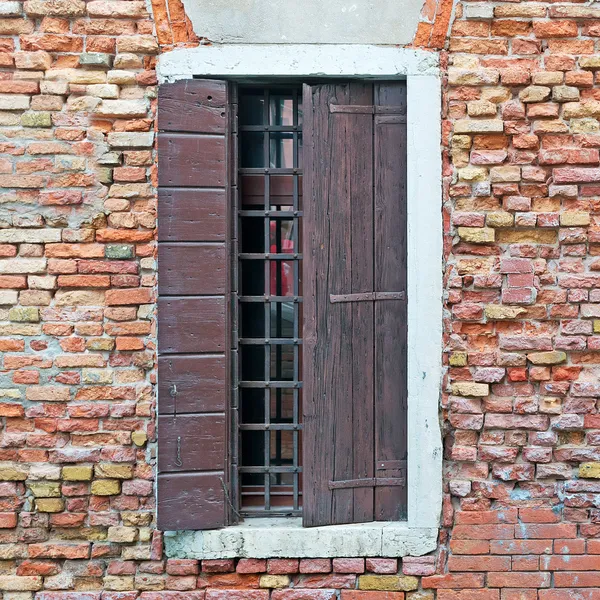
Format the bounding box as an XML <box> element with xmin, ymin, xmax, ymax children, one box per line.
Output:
<box><xmin>232</xmin><ymin>86</ymin><xmax>303</xmax><ymax>516</ymax></box>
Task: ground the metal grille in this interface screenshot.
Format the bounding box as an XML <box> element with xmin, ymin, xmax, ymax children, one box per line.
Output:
<box><xmin>233</xmin><ymin>86</ymin><xmax>303</xmax><ymax>516</ymax></box>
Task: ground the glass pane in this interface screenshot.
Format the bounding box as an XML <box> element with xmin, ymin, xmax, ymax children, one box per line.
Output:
<box><xmin>269</xmin><ymin>218</ymin><xmax>295</xmax><ymax>253</ymax></box>
<box><xmin>241</xmin><ymin>346</ymin><xmax>264</xmax><ymax>381</ymax></box>
<box><xmin>241</xmin><ymin>217</ymin><xmax>265</xmax><ymax>253</ymax></box>
<box><xmin>271</xmin><ymin>344</ymin><xmax>295</xmax><ymax>381</ymax></box>
<box><xmin>298</xmin><ymin>134</ymin><xmax>303</xmax><ymax>169</ymax></box>
<box><xmin>270</xmin><ymin>94</ymin><xmax>294</xmax><ymax>126</ymax></box>
<box><xmin>270</xmin><ymin>388</ymin><xmax>294</xmax><ymax>422</ymax></box>
<box><xmin>270</xmin><ymin>430</ymin><xmax>294</xmax><ymax>463</ymax></box>
<box><xmin>270</xmin><ymin>302</ymin><xmax>294</xmax><ymax>338</ymax></box>
<box><xmin>270</xmin><ymin>133</ymin><xmax>294</xmax><ymax>168</ymax></box>
<box><xmin>270</xmin><ymin>260</ymin><xmax>294</xmax><ymax>296</ymax></box>
<box><xmin>241</xmin><ymin>303</ymin><xmax>264</xmax><ymax>338</ymax></box>
<box><xmin>240</xmin><ymin>93</ymin><xmax>265</xmax><ymax>126</ymax></box>
<box><xmin>240</xmin><ymin>259</ymin><xmax>264</xmax><ymax>295</ymax></box>
<box><xmin>241</xmin><ymin>388</ymin><xmax>266</xmax><ymax>424</ymax></box>
<box><xmin>241</xmin><ymin>132</ymin><xmax>264</xmax><ymax>168</ymax></box>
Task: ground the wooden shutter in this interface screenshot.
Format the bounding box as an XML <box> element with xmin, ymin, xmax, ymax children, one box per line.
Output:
<box><xmin>157</xmin><ymin>79</ymin><xmax>231</xmax><ymax>530</ymax></box>
<box><xmin>302</xmin><ymin>82</ymin><xmax>408</xmax><ymax>527</ymax></box>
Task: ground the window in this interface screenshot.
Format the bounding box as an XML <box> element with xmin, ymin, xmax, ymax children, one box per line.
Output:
<box><xmin>234</xmin><ymin>86</ymin><xmax>304</xmax><ymax>515</ymax></box>
<box><xmin>156</xmin><ymin>74</ymin><xmax>436</xmax><ymax>537</ymax></box>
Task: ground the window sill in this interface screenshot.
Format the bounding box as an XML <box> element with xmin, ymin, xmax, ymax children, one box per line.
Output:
<box><xmin>164</xmin><ymin>519</ymin><xmax>438</xmax><ymax>559</ymax></box>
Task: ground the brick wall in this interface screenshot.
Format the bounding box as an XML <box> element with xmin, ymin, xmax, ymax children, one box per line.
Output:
<box><xmin>1</xmin><ymin>0</ymin><xmax>600</xmax><ymax>598</ymax></box>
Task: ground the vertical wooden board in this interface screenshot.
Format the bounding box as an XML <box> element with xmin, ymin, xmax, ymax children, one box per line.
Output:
<box><xmin>158</xmin><ymin>189</ymin><xmax>227</xmax><ymax>242</ymax></box>
<box><xmin>158</xmin><ymin>79</ymin><xmax>228</xmax><ymax>134</ymax></box>
<box><xmin>347</xmin><ymin>82</ymin><xmax>375</xmax><ymax>524</ymax></box>
<box><xmin>157</xmin><ymin>78</ymin><xmax>232</xmax><ymax>531</ymax></box>
<box><xmin>158</xmin><ymin>355</ymin><xmax>226</xmax><ymax>414</ymax></box>
<box><xmin>157</xmin><ymin>473</ymin><xmax>226</xmax><ymax>530</ymax></box>
<box><xmin>158</xmin><ymin>243</ymin><xmax>227</xmax><ymax>296</ymax></box>
<box><xmin>374</xmin><ymin>81</ymin><xmax>408</xmax><ymax>520</ymax></box>
<box><xmin>158</xmin><ymin>415</ymin><xmax>227</xmax><ymax>472</ymax></box>
<box><xmin>158</xmin><ymin>133</ymin><xmax>226</xmax><ymax>188</ymax></box>
<box><xmin>158</xmin><ymin>297</ymin><xmax>226</xmax><ymax>354</ymax></box>
<box><xmin>303</xmin><ymin>83</ymin><xmax>376</xmax><ymax>527</ymax></box>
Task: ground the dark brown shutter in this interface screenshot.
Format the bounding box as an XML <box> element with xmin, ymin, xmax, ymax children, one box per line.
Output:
<box><xmin>157</xmin><ymin>79</ymin><xmax>231</xmax><ymax>530</ymax></box>
<box><xmin>302</xmin><ymin>82</ymin><xmax>407</xmax><ymax>527</ymax></box>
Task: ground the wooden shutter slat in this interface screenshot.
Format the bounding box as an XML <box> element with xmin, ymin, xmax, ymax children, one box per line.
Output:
<box><xmin>303</xmin><ymin>83</ymin><xmax>376</xmax><ymax>527</ymax></box>
<box><xmin>157</xmin><ymin>79</ymin><xmax>231</xmax><ymax>531</ymax></box>
<box><xmin>158</xmin><ymin>134</ymin><xmax>226</xmax><ymax>188</ymax></box>
<box><xmin>158</xmin><ymin>189</ymin><xmax>226</xmax><ymax>242</ymax></box>
<box><xmin>158</xmin><ymin>415</ymin><xmax>226</xmax><ymax>472</ymax></box>
<box><xmin>158</xmin><ymin>473</ymin><xmax>225</xmax><ymax>531</ymax></box>
<box><xmin>158</xmin><ymin>244</ymin><xmax>226</xmax><ymax>296</ymax></box>
<box><xmin>158</xmin><ymin>355</ymin><xmax>226</xmax><ymax>414</ymax></box>
<box><xmin>158</xmin><ymin>297</ymin><xmax>225</xmax><ymax>354</ymax></box>
<box><xmin>303</xmin><ymin>81</ymin><xmax>407</xmax><ymax>527</ymax></box>
<box><xmin>374</xmin><ymin>81</ymin><xmax>408</xmax><ymax>521</ymax></box>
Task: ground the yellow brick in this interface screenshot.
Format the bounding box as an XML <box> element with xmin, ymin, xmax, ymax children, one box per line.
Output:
<box><xmin>449</xmin><ymin>352</ymin><xmax>468</xmax><ymax>367</ymax></box>
<box><xmin>28</xmin><ymin>481</ymin><xmax>61</xmax><ymax>497</ymax></box>
<box><xmin>579</xmin><ymin>463</ymin><xmax>600</xmax><ymax>478</ymax></box>
<box><xmin>496</xmin><ymin>229</ymin><xmax>557</xmax><ymax>244</ymax></box>
<box><xmin>35</xmin><ymin>498</ymin><xmax>65</xmax><ymax>513</ymax></box>
<box><xmin>527</xmin><ymin>351</ymin><xmax>567</xmax><ymax>365</ymax></box>
<box><xmin>486</xmin><ymin>211</ymin><xmax>514</xmax><ymax>228</ymax></box>
<box><xmin>91</xmin><ymin>479</ymin><xmax>121</xmax><ymax>496</ymax></box>
<box><xmin>458</xmin><ymin>166</ymin><xmax>488</xmax><ymax>182</ymax></box>
<box><xmin>95</xmin><ymin>464</ymin><xmax>134</xmax><ymax>479</ymax></box>
<box><xmin>594</xmin><ymin>320</ymin><xmax>600</xmax><ymax>334</ymax></box>
<box><xmin>104</xmin><ymin>576</ymin><xmax>135</xmax><ymax>591</ymax></box>
<box><xmin>0</xmin><ymin>463</ymin><xmax>28</xmax><ymax>481</ymax></box>
<box><xmin>359</xmin><ymin>575</ymin><xmax>419</xmax><ymax>592</ymax></box>
<box><xmin>485</xmin><ymin>305</ymin><xmax>526</xmax><ymax>320</ymax></box>
<box><xmin>62</xmin><ymin>465</ymin><xmax>93</xmax><ymax>481</ymax></box>
<box><xmin>451</xmin><ymin>382</ymin><xmax>490</xmax><ymax>397</ymax></box>
<box><xmin>131</xmin><ymin>431</ymin><xmax>148</xmax><ymax>447</ymax></box>
<box><xmin>259</xmin><ymin>575</ymin><xmax>291</xmax><ymax>589</ymax></box>
<box><xmin>458</xmin><ymin>227</ymin><xmax>495</xmax><ymax>244</ymax></box>
<box><xmin>560</xmin><ymin>211</ymin><xmax>590</xmax><ymax>227</ymax></box>
<box><xmin>451</xmin><ymin>135</ymin><xmax>472</xmax><ymax>150</ymax></box>
<box><xmin>108</xmin><ymin>526</ymin><xmax>138</xmax><ymax>543</ymax></box>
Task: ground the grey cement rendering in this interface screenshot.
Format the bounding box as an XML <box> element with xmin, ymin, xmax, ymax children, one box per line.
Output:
<box><xmin>181</xmin><ymin>0</ymin><xmax>423</xmax><ymax>45</ymax></box>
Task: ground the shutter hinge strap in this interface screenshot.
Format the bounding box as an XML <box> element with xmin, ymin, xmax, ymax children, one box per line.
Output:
<box><xmin>330</xmin><ymin>291</ymin><xmax>405</xmax><ymax>304</ymax></box>
<box><xmin>328</xmin><ymin>477</ymin><xmax>405</xmax><ymax>490</ymax></box>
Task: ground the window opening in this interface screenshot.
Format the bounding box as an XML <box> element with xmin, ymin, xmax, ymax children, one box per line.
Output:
<box><xmin>234</xmin><ymin>86</ymin><xmax>303</xmax><ymax>516</ymax></box>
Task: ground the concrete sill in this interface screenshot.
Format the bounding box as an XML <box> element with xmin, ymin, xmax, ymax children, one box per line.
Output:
<box><xmin>164</xmin><ymin>519</ymin><xmax>439</xmax><ymax>559</ymax></box>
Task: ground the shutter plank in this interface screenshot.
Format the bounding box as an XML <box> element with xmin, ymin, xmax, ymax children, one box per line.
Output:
<box><xmin>158</xmin><ymin>415</ymin><xmax>226</xmax><ymax>472</ymax></box>
<box><xmin>158</xmin><ymin>79</ymin><xmax>227</xmax><ymax>133</ymax></box>
<box><xmin>158</xmin><ymin>355</ymin><xmax>226</xmax><ymax>414</ymax></box>
<box><xmin>158</xmin><ymin>189</ymin><xmax>226</xmax><ymax>242</ymax></box>
<box><xmin>374</xmin><ymin>82</ymin><xmax>408</xmax><ymax>521</ymax></box>
<box><xmin>304</xmin><ymin>81</ymin><xmax>408</xmax><ymax>527</ymax></box>
<box><xmin>348</xmin><ymin>83</ymin><xmax>375</xmax><ymax>524</ymax></box>
<box><xmin>158</xmin><ymin>244</ymin><xmax>226</xmax><ymax>296</ymax></box>
<box><xmin>158</xmin><ymin>79</ymin><xmax>231</xmax><ymax>530</ymax></box>
<box><xmin>303</xmin><ymin>83</ymin><xmax>376</xmax><ymax>527</ymax></box>
<box><xmin>158</xmin><ymin>473</ymin><xmax>225</xmax><ymax>531</ymax></box>
<box><xmin>158</xmin><ymin>134</ymin><xmax>226</xmax><ymax>188</ymax></box>
<box><xmin>158</xmin><ymin>297</ymin><xmax>225</xmax><ymax>354</ymax></box>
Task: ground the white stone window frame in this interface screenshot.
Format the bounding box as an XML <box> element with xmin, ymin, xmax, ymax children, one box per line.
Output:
<box><xmin>157</xmin><ymin>44</ymin><xmax>443</xmax><ymax>559</ymax></box>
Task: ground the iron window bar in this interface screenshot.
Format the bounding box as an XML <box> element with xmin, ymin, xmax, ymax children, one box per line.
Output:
<box><xmin>234</xmin><ymin>85</ymin><xmax>303</xmax><ymax>517</ymax></box>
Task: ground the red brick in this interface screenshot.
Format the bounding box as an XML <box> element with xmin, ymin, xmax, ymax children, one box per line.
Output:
<box><xmin>267</xmin><ymin>559</ymin><xmax>300</xmax><ymax>574</ymax></box>
<box><xmin>488</xmin><ymin>572</ymin><xmax>551</xmax><ymax>587</ymax></box>
<box><xmin>300</xmin><ymin>559</ymin><xmax>332</xmax><ymax>574</ymax></box>
<box><xmin>341</xmin><ymin>593</ymin><xmax>404</xmax><ymax>600</ymax></box>
<box><xmin>554</xmin><ymin>572</ymin><xmax>600</xmax><ymax>587</ymax></box>
<box><xmin>422</xmin><ymin>574</ymin><xmax>485</xmax><ymax>588</ymax></box>
<box><xmin>105</xmin><ymin>288</ymin><xmax>153</xmax><ymax>305</ymax></box>
<box><xmin>448</xmin><ymin>555</ymin><xmax>511</xmax><ymax>572</ymax></box>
